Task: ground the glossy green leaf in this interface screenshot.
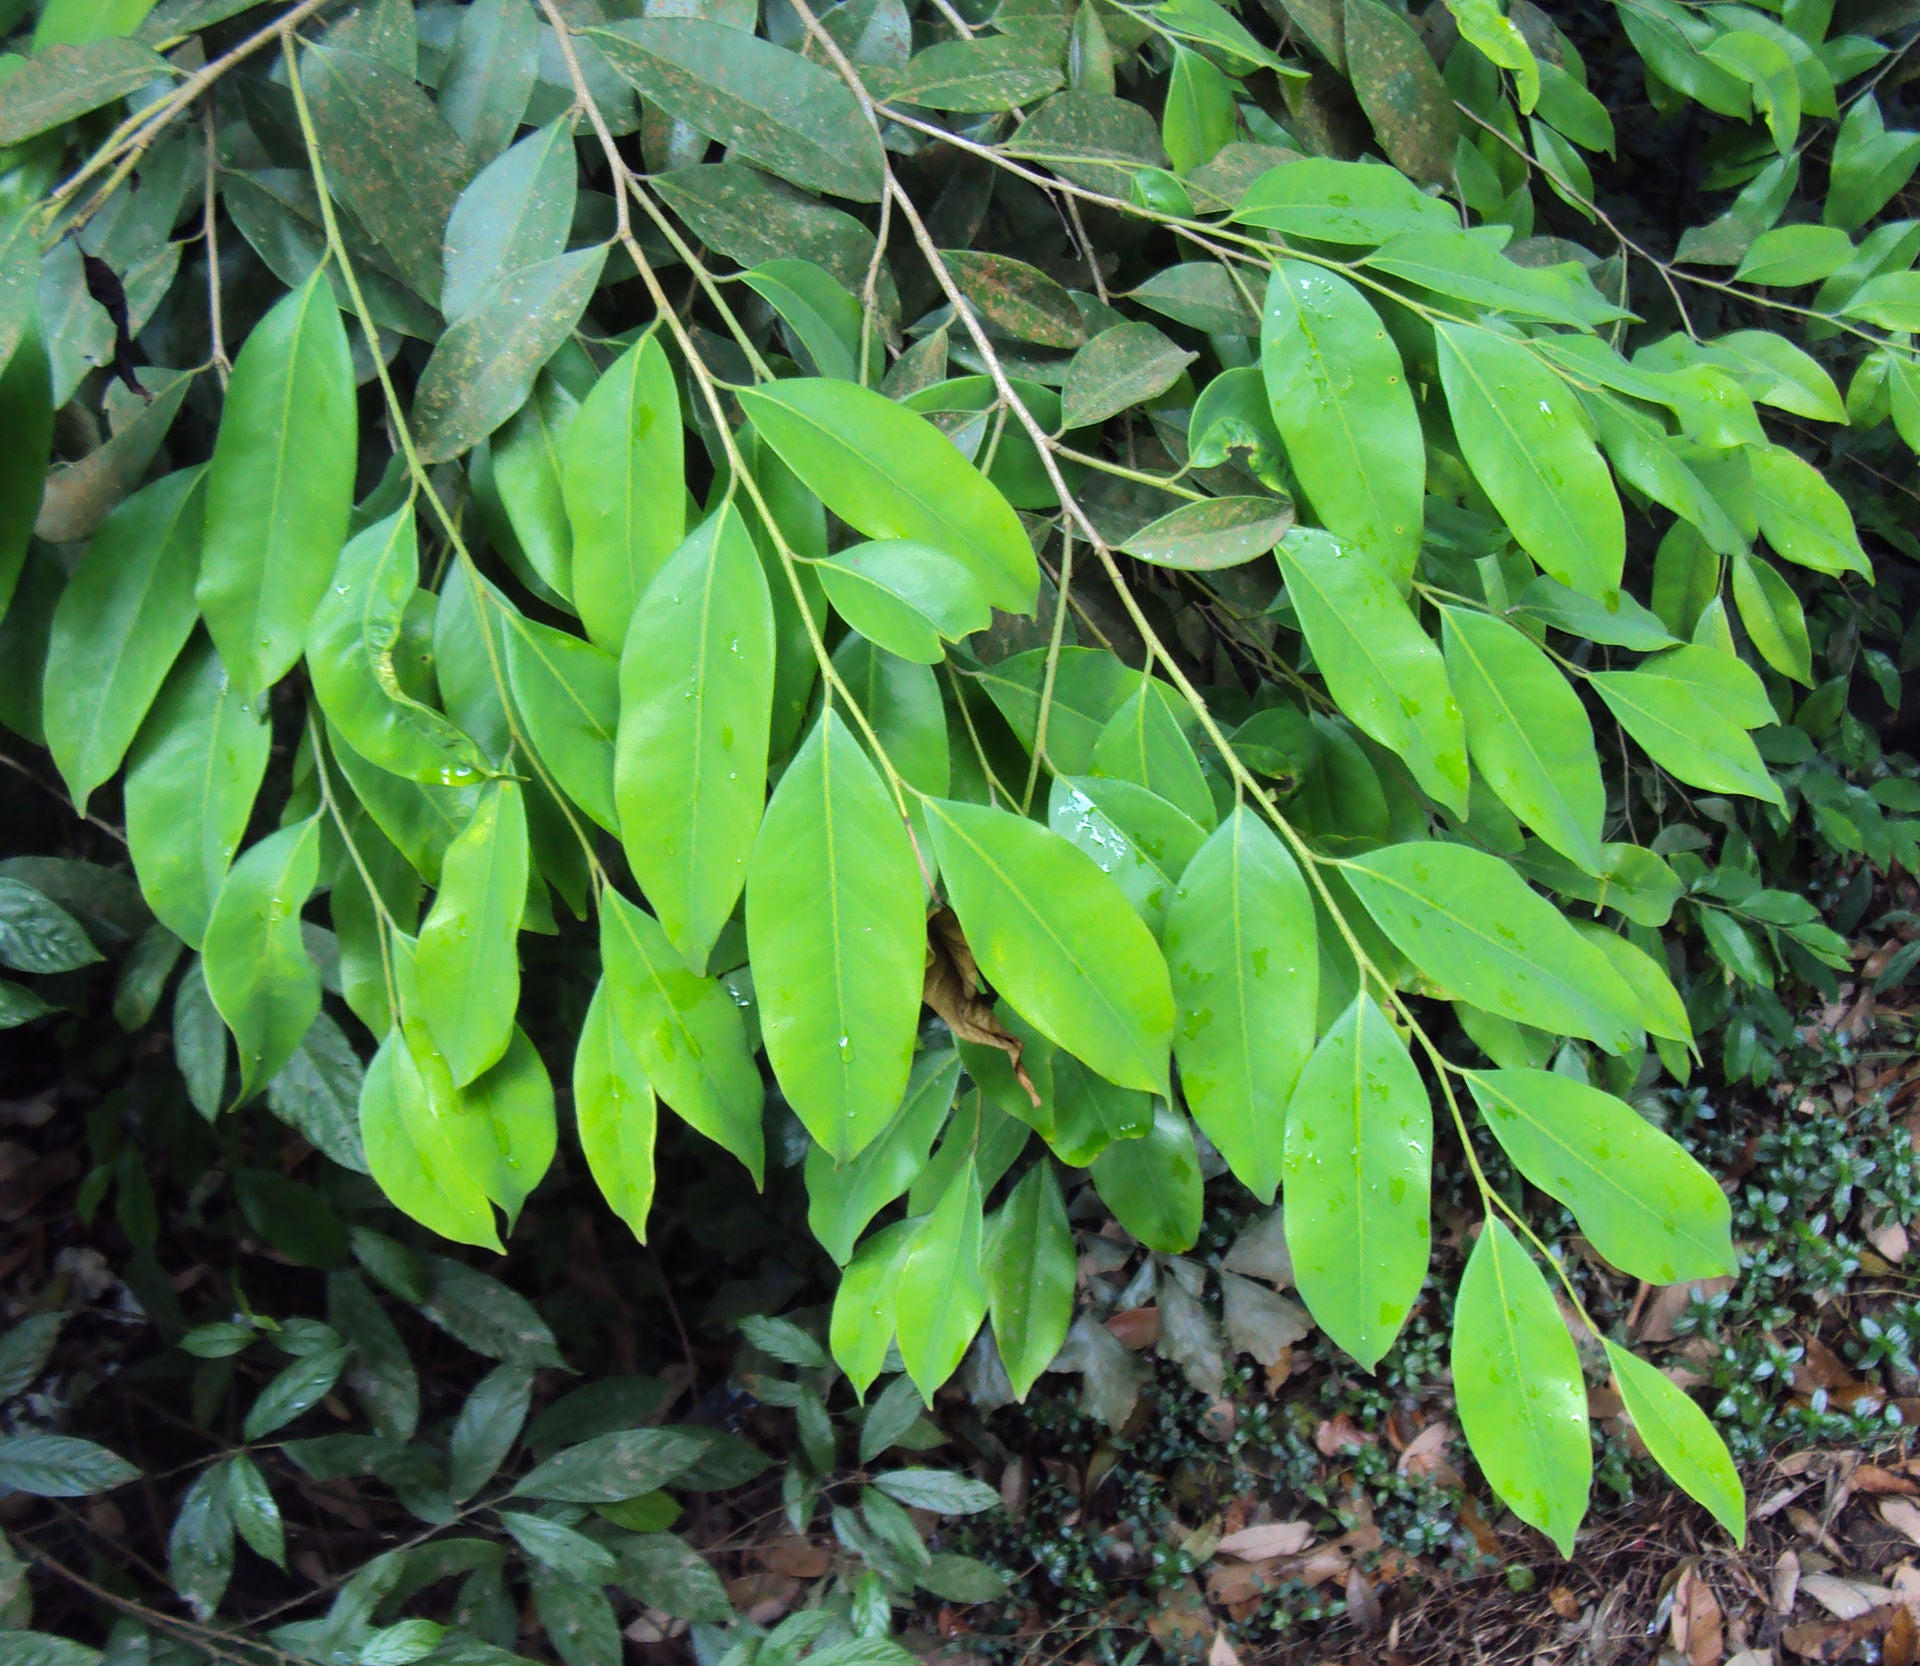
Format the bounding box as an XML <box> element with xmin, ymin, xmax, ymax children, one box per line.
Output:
<box><xmin>1342</xmin><ymin>842</ymin><xmax>1643</xmax><ymax>1052</ymax></box>
<box><xmin>574</xmin><ymin>978</ymin><xmax>658</xmax><ymax>1244</ymax></box>
<box><xmin>748</xmin><ymin>709</ymin><xmax>924</xmax><ymax>1162</ymax></box>
<box><xmin>1452</xmin><ymin>1218</ymin><xmax>1589</xmax><ymax>1556</ymax></box>
<box><xmin>412</xmin><ymin>780</ymin><xmax>527</xmax><ymax>1086</ymax></box>
<box><xmin>1118</xmin><ymin>494</ymin><xmax>1293</xmax><ymax>572</ymax></box>
<box><xmin>1589</xmin><ymin>657</ymin><xmax>1784</xmax><ymax>806</ymax></box>
<box><xmin>201</xmin><ymin>818</ymin><xmax>323</xmax><ymax>1106</ymax></box>
<box><xmin>1282</xmin><ymin>993</ymin><xmax>1430</xmax><ymax>1370</ymax></box>
<box><xmin>1275</xmin><ymin>528</ymin><xmax>1469</xmax><ymax>815</ymax></box>
<box><xmin>1436</xmin><ymin>321</ymin><xmax>1624</xmax><ymax>600</ymax></box>
<box><xmin>1466</xmin><ymin>1069</ymin><xmax>1732</xmax><ymax>1283</ymax></box>
<box><xmin>1440</xmin><ymin>606</ymin><xmax>1604</xmax><ymax>874</ymax></box>
<box><xmin>505</xmin><ymin>615</ymin><xmax>619</xmax><ymax>833</ymax></box>
<box><xmin>1730</xmin><ymin>549</ymin><xmax>1812</xmax><ymax>685</ymax></box>
<box><xmin>599</xmin><ymin>889</ymin><xmax>764</xmax><ymax>1184</ymax></box>
<box><xmin>743</xmin><ymin>381</ymin><xmax>1037</xmax><ymax>620</ymax></box>
<box><xmin>615</xmin><ymin>505</ymin><xmax>773</xmax><ymax>967</ymax></box>
<box><xmin>830</xmin><ymin>1218</ymin><xmax>915</xmax><ymax>1397</ymax></box>
<box><xmin>196</xmin><ymin>269</ymin><xmax>356</xmax><ymax>701</ymax></box>
<box><xmin>412</xmin><ymin>248</ymin><xmax>607</xmax><ymax>464</ymax></box>
<box><xmin>1604</xmin><ymin>1341</ymin><xmax>1745</xmax><ymax>1544</ymax></box>
<box><xmin>0</xmin><ymin>879</ymin><xmax>100</xmax><ymax>974</ymax></box>
<box><xmin>817</xmin><ymin>539</ymin><xmax>994</xmax><ymax>664</ymax></box>
<box><xmin>589</xmin><ymin>19</ymin><xmax>884</xmax><ymax>201</ymax></box>
<box><xmin>806</xmin><ymin>1047</ymin><xmax>960</xmax><ymax>1265</ymax></box>
<box><xmin>43</xmin><ymin>467</ymin><xmax>203</xmax><ymax>815</ymax></box>
<box><xmin>442</xmin><ymin>119</ymin><xmax>576</xmax><ymax>323</ymax></box>
<box><xmin>359</xmin><ymin>1024</ymin><xmax>501</xmax><ymax>1252</ymax></box>
<box><xmin>1088</xmin><ymin>1100</ymin><xmax>1202</xmax><ymax>1253</ymax></box>
<box><xmin>741</xmin><ymin>258</ymin><xmax>864</xmax><ymax>380</ymax></box>
<box><xmin>1162</xmin><ymin>810</ymin><xmax>1314</xmax><ymax>1204</ymax></box>
<box><xmin>1749</xmin><ymin>442</ymin><xmax>1872</xmax><ymax>577</ymax></box>
<box><xmin>460</xmin><ymin>1025</ymin><xmax>557</xmax><ymax>1225</ymax></box>
<box><xmin>986</xmin><ymin>1161</ymin><xmax>1075</xmax><ymax>1400</ymax></box>
<box><xmin>927</xmin><ymin>798</ymin><xmax>1174</xmax><ymax>1095</ymax></box>
<box><xmin>561</xmin><ymin>331</ymin><xmax>685</xmax><ymax>656</ymax></box>
<box><xmin>1234</xmin><ymin>157</ymin><xmax>1454</xmax><ymax>243</ymax></box>
<box><xmin>307</xmin><ymin>510</ymin><xmax>493</xmax><ymax>786</ymax></box>
<box><xmin>1090</xmin><ymin>685</ymin><xmax>1213</xmax><ymax>830</ymax></box>
<box><xmin>1163</xmin><ymin>46</ymin><xmax>1236</xmax><ymax>176</ymax></box>
<box><xmin>894</xmin><ymin>1160</ymin><xmax>988</xmax><ymax>1402</ymax></box>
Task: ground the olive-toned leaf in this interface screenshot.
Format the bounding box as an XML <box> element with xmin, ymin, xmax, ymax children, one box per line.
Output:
<box><xmin>1127</xmin><ymin>262</ymin><xmax>1261</xmax><ymax>335</ymax></box>
<box><xmin>590</xmin><ymin>19</ymin><xmax>883</xmax><ymax>201</ymax></box>
<box><xmin>653</xmin><ymin>162</ymin><xmax>879</xmax><ymax>289</ymax></box>
<box><xmin>891</xmin><ymin>36</ymin><xmax>1066</xmax><ymax>112</ymax></box>
<box><xmin>941</xmin><ymin>251</ymin><xmax>1085</xmax><ymax>348</ymax></box>
<box><xmin>1343</xmin><ymin>0</ymin><xmax>1456</xmax><ymax>180</ymax></box>
<box><xmin>0</xmin><ymin>38</ymin><xmax>171</xmax><ymax>146</ymax></box>
<box><xmin>1118</xmin><ymin>494</ymin><xmax>1292</xmax><ymax>570</ymax></box>
<box><xmin>43</xmin><ymin>467</ymin><xmax>203</xmax><ymax>815</ymax></box>
<box><xmin>197</xmin><ymin>269</ymin><xmax>356</xmax><ymax>701</ymax></box>
<box><xmin>741</xmin><ymin>257</ymin><xmax>864</xmax><ymax>380</ymax></box>
<box><xmin>1003</xmin><ymin>90</ymin><xmax>1167</xmax><ymax>195</ymax></box>
<box><xmin>1060</xmin><ymin>322</ymin><xmax>1195</xmax><ymax>429</ymax></box>
<box><xmin>0</xmin><ymin>304</ymin><xmax>52</xmax><ymax>621</ymax></box>
<box><xmin>440</xmin><ymin>0</ymin><xmax>541</xmax><ymax>165</ymax></box>
<box><xmin>442</xmin><ymin>118</ymin><xmax>577</xmax><ymax>323</ymax></box>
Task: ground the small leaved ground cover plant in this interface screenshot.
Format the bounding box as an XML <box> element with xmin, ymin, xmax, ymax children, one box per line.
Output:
<box><xmin>3</xmin><ymin>0</ymin><xmax>1920</xmax><ymax>1656</ymax></box>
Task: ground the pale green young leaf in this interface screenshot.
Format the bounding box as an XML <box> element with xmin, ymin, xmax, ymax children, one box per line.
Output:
<box><xmin>926</xmin><ymin>798</ymin><xmax>1174</xmax><ymax>1095</ymax></box>
<box><xmin>1436</xmin><ymin>321</ymin><xmax>1624</xmax><ymax>600</ymax></box>
<box><xmin>412</xmin><ymin>780</ymin><xmax>528</xmax><ymax>1087</ymax></box>
<box><xmin>359</xmin><ymin>1026</ymin><xmax>502</xmax><ymax>1251</ymax></box>
<box><xmin>806</xmin><ymin>1048</ymin><xmax>960</xmax><ymax>1265</ymax></box>
<box><xmin>1440</xmin><ymin>606</ymin><xmax>1605</xmax><ymax>874</ymax></box>
<box><xmin>1342</xmin><ymin>842</ymin><xmax>1643</xmax><ymax>1052</ymax></box>
<box><xmin>615</xmin><ymin>505</ymin><xmax>774</xmax><ymax>968</ymax></box>
<box><xmin>1452</xmin><ymin>1219</ymin><xmax>1590</xmax><ymax>1556</ymax></box>
<box><xmin>599</xmin><ymin>890</ymin><xmax>764</xmax><ymax>1185</ymax></box>
<box><xmin>1275</xmin><ymin>528</ymin><xmax>1469</xmax><ymax>815</ymax></box>
<box><xmin>1162</xmin><ymin>46</ymin><xmax>1235</xmax><ymax>175</ymax></box>
<box><xmin>573</xmin><ymin>979</ymin><xmax>658</xmax><ymax>1244</ymax></box>
<box><xmin>43</xmin><ymin>466</ymin><xmax>204</xmax><ymax>815</ymax></box>
<box><xmin>503</xmin><ymin>614</ymin><xmax>619</xmax><ymax>834</ymax></box>
<box><xmin>441</xmin><ymin>118</ymin><xmax>576</xmax><ymax>323</ymax></box>
<box><xmin>1091</xmin><ymin>685</ymin><xmax>1215</xmax><ymax>830</ymax></box>
<box><xmin>736</xmin><ymin>382</ymin><xmax>1032</xmax><ymax>611</ymax></box>
<box><xmin>1088</xmin><ymin>1100</ymin><xmax>1203</xmax><ymax>1252</ymax></box>
<box><xmin>1260</xmin><ymin>262</ymin><xmax>1423</xmax><ymax>585</ymax></box>
<box><xmin>1568</xmin><ymin>920</ymin><xmax>1690</xmax><ymax>1041</ymax></box>
<box><xmin>1282</xmin><ymin>993</ymin><xmax>1430</xmax><ymax>1370</ymax></box>
<box><xmin>1826</xmin><ymin>94</ymin><xmax>1920</xmax><ymax>232</ymax></box>
<box><xmin>202</xmin><ymin>817</ymin><xmax>322</xmax><ymax>1107</ymax></box>
<box><xmin>986</xmin><ymin>1162</ymin><xmax>1075</xmax><ymax>1400</ymax></box>
<box><xmin>561</xmin><ymin>331</ymin><xmax>685</xmax><ymax>655</ymax></box>
<box><xmin>1707</xmin><ymin>330</ymin><xmax>1845</xmax><ymax>423</ymax></box>
<box><xmin>747</xmin><ymin>709</ymin><xmax>925</xmax><ymax>1163</ymax></box>
<box><xmin>830</xmin><ymin>1218</ymin><xmax>916</xmax><ymax>1398</ymax></box>
<box><xmin>306</xmin><ymin>510</ymin><xmax>494</xmax><ymax>787</ymax></box>
<box><xmin>1465</xmin><ymin>1070</ymin><xmax>1734</xmax><ymax>1283</ymax></box>
<box><xmin>1730</xmin><ymin>222</ymin><xmax>1850</xmax><ymax>284</ymax></box>
<box><xmin>1163</xmin><ymin>809</ymin><xmax>1315</xmax><ymax>1205</ymax></box>
<box><xmin>1604</xmin><ymin>1341</ymin><xmax>1746</xmax><ymax>1543</ymax></box>
<box><xmin>894</xmin><ymin>1161</ymin><xmax>988</xmax><ymax>1402</ymax></box>
<box><xmin>196</xmin><ymin>270</ymin><xmax>356</xmax><ymax>701</ymax></box>
<box><xmin>817</xmin><ymin>539</ymin><xmax>994</xmax><ymax>664</ymax></box>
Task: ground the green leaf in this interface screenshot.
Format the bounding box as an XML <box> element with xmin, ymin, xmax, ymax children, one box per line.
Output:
<box><xmin>894</xmin><ymin>1161</ymin><xmax>989</xmax><ymax>1401</ymax></box>
<box><xmin>1748</xmin><ymin>442</ymin><xmax>1871</xmax><ymax>578</ymax></box>
<box><xmin>358</xmin><ymin>1025</ymin><xmax>502</xmax><ymax>1251</ymax></box>
<box><xmin>1163</xmin><ymin>809</ymin><xmax>1314</xmax><ymax>1204</ymax></box>
<box><xmin>748</xmin><ymin>709</ymin><xmax>923</xmax><ymax>1160</ymax></box>
<box><xmin>1838</xmin><ymin>269</ymin><xmax>1920</xmax><ymax>329</ymax></box>
<box><xmin>225</xmin><ymin>1451</ymin><xmax>284</xmax><ymax>1568</ymax></box>
<box><xmin>0</xmin><ymin>1433</ymin><xmax>139</xmax><ymax>1496</ymax></box>
<box><xmin>1730</xmin><ymin>549</ymin><xmax>1812</xmax><ymax>685</ymax></box>
<box><xmin>1826</xmin><ymin>95</ymin><xmax>1920</xmax><ymax>232</ymax></box>
<box><xmin>42</xmin><ymin>467</ymin><xmax>203</xmax><ymax>815</ymax></box>
<box><xmin>1342</xmin><ymin>842</ymin><xmax>1642</xmax><ymax>1052</ymax></box>
<box><xmin>442</xmin><ymin>119</ymin><xmax>576</xmax><ymax>323</ymax></box>
<box><xmin>1364</xmin><ymin>231</ymin><xmax>1627</xmax><ymax>328</ymax></box>
<box><xmin>1589</xmin><ymin>656</ymin><xmax>1784</xmax><ymax>806</ymax></box>
<box><xmin>196</xmin><ymin>269</ymin><xmax>356</xmax><ymax>701</ymax></box>
<box><xmin>599</xmin><ymin>889</ymin><xmax>764</xmax><ymax>1184</ymax></box>
<box><xmin>1465</xmin><ymin>1069</ymin><xmax>1733</xmax><ymax>1282</ymax></box>
<box><xmin>1275</xmin><ymin>528</ymin><xmax>1468</xmax><ymax>815</ymax></box>
<box><xmin>1091</xmin><ymin>685</ymin><xmax>1213</xmax><ymax>829</ymax></box>
<box><xmin>831</xmin><ymin>1218</ymin><xmax>915</xmax><ymax>1396</ymax></box>
<box><xmin>1088</xmin><ymin>1100</ymin><xmax>1202</xmax><ymax>1252</ymax></box>
<box><xmin>202</xmin><ymin>818</ymin><xmax>322</xmax><ymax>1105</ymax></box>
<box><xmin>504</xmin><ymin>614</ymin><xmax>619</xmax><ymax>833</ymax></box>
<box><xmin>1281</xmin><ymin>992</ymin><xmax>1430</xmax><ymax>1370</ymax></box>
<box><xmin>870</xmin><ymin>1467</ymin><xmax>1002</xmax><ymax>1514</ymax></box>
<box><xmin>446</xmin><ymin>1363</ymin><xmax>534</xmax><ymax>1502</ymax></box>
<box><xmin>1604</xmin><ymin>1341</ymin><xmax>1745</xmax><ymax>1543</ymax></box>
<box><xmin>517</xmin><ymin>1428</ymin><xmax>712</xmax><ymax>1504</ymax></box>
<box><xmin>0</xmin><ymin>37</ymin><xmax>171</xmax><ymax>145</ymax></box>
<box><xmin>817</xmin><ymin>539</ymin><xmax>994</xmax><ymax>664</ymax></box>
<box><xmin>1512</xmin><ymin>574</ymin><xmax>1678</xmax><ymax>652</ymax></box>
<box><xmin>307</xmin><ymin>510</ymin><xmax>493</xmax><ymax>786</ymax></box>
<box><xmin>460</xmin><ymin>1026</ymin><xmax>557</xmax><ymax>1225</ymax></box>
<box><xmin>1732</xmin><ymin>222</ymin><xmax>1852</xmax><ymax>285</ymax></box>
<box><xmin>741</xmin><ymin>377</ymin><xmax>1037</xmax><ymax>618</ymax></box>
<box><xmin>615</xmin><ymin>505</ymin><xmax>774</xmax><ymax>967</ymax></box>
<box><xmin>300</xmin><ymin>41</ymin><xmax>472</xmax><ymax>306</ymax></box>
<box><xmin>174</xmin><ymin>957</ymin><xmax>228</xmax><ymax>1119</ymax></box>
<box><xmin>0</xmin><ymin>1313</ymin><xmax>62</xmax><ymax>1398</ymax></box>
<box><xmin>1118</xmin><ymin>494</ymin><xmax>1293</xmax><ymax>571</ymax></box>
<box><xmin>1234</xmin><ymin>157</ymin><xmax>1455</xmax><ymax>243</ymax></box>
<box><xmin>562</xmin><ymin>331</ymin><xmax>685</xmax><ymax>656</ymax></box>
<box><xmin>1128</xmin><ymin>262</ymin><xmax>1261</xmax><ymax>336</ymax></box>
<box><xmin>438</xmin><ymin>0</ymin><xmax>540</xmax><ymax>165</ymax></box>
<box><xmin>0</xmin><ymin>302</ymin><xmax>52</xmax><ymax>623</ymax></box>
<box><xmin>1708</xmin><ymin>330</ymin><xmax>1845</xmax><ymax>423</ymax></box>
<box><xmin>1440</xmin><ymin>606</ymin><xmax>1604</xmax><ymax>874</ymax></box>
<box><xmin>742</xmin><ymin>257</ymin><xmax>865</xmax><ymax>379</ymax></box>
<box><xmin>807</xmin><ymin>1048</ymin><xmax>959</xmax><ymax>1265</ymax></box>
<box><xmin>574</xmin><ymin>978</ymin><xmax>658</xmax><ymax>1244</ymax></box>
<box><xmin>941</xmin><ymin>251</ymin><xmax>1086</xmax><ymax>349</ymax></box>
<box><xmin>927</xmin><ymin>798</ymin><xmax>1173</xmax><ymax>1094</ymax></box>
<box><xmin>1003</xmin><ymin>90</ymin><xmax>1168</xmax><ymax>195</ymax></box>
<box><xmin>167</xmin><ymin>1462</ymin><xmax>233</xmax><ymax>1620</ymax></box>
<box><xmin>1582</xmin><ymin>390</ymin><xmax>1747</xmax><ymax>560</ymax></box>
<box><xmin>1436</xmin><ymin>321</ymin><xmax>1624</xmax><ymax>600</ymax></box>
<box><xmin>652</xmin><ymin>161</ymin><xmax>881</xmax><ymax>289</ymax></box>
<box><xmin>244</xmin><ymin>1344</ymin><xmax>348</xmax><ymax>1439</ymax></box>
<box><xmin>1060</xmin><ymin>321</ymin><xmax>1196</xmax><ymax>429</ymax></box>
<box><xmin>269</xmin><ymin>1014</ymin><xmax>370</xmax><ymax>1174</ymax></box>
<box><xmin>412</xmin><ymin>248</ymin><xmax>607</xmax><ymax>464</ymax></box>
<box><xmin>985</xmin><ymin>1161</ymin><xmax>1075</xmax><ymax>1400</ymax></box>
<box><xmin>1452</xmin><ymin>1218</ymin><xmax>1590</xmax><ymax>1556</ymax></box>
<box><xmin>476</xmin><ymin>373</ymin><xmax>577</xmax><ymax>606</ymax></box>
<box><xmin>1162</xmin><ymin>46</ymin><xmax>1236</xmax><ymax>176</ymax></box>
<box><xmin>1344</xmin><ymin>0</ymin><xmax>1458</xmax><ymax>181</ymax></box>
<box><xmin>891</xmin><ymin>36</ymin><xmax>1065</xmax><ymax>112</ymax></box>
<box><xmin>590</xmin><ymin>19</ymin><xmax>883</xmax><ymax>201</ymax></box>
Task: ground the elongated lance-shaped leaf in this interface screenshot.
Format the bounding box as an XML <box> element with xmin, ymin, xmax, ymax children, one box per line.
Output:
<box><xmin>574</xmin><ymin>979</ymin><xmax>658</xmax><ymax>1245</ymax></box>
<box><xmin>1282</xmin><ymin>993</ymin><xmax>1430</xmax><ymax>1370</ymax></box>
<box><xmin>831</xmin><ymin>1218</ymin><xmax>916</xmax><ymax>1398</ymax></box>
<box><xmin>1604</xmin><ymin>1341</ymin><xmax>1745</xmax><ymax>1543</ymax></box>
<box><xmin>747</xmin><ymin>709</ymin><xmax>925</xmax><ymax>1162</ymax></box>
<box><xmin>986</xmin><ymin>1161</ymin><xmax>1076</xmax><ymax>1400</ymax></box>
<box><xmin>359</xmin><ymin>1025</ymin><xmax>502</xmax><ymax>1251</ymax></box>
<box><xmin>615</xmin><ymin>505</ymin><xmax>775</xmax><ymax>969</ymax></box>
<box><xmin>503</xmin><ymin>611</ymin><xmax>619</xmax><ymax>834</ymax></box>
<box><xmin>894</xmin><ymin>1159</ymin><xmax>988</xmax><ymax>1402</ymax></box>
<box><xmin>196</xmin><ymin>270</ymin><xmax>356</xmax><ymax>701</ymax></box>
<box><xmin>807</xmin><ymin>1048</ymin><xmax>960</xmax><ymax>1266</ymax></box>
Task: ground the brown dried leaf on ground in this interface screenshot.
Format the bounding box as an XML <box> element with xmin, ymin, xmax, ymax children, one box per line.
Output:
<box><xmin>1670</xmin><ymin>1564</ymin><xmax>1724</xmax><ymax>1666</ymax></box>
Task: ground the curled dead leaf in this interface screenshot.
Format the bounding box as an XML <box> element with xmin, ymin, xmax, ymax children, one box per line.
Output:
<box><xmin>923</xmin><ymin>908</ymin><xmax>1039</xmax><ymax>1105</ymax></box>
